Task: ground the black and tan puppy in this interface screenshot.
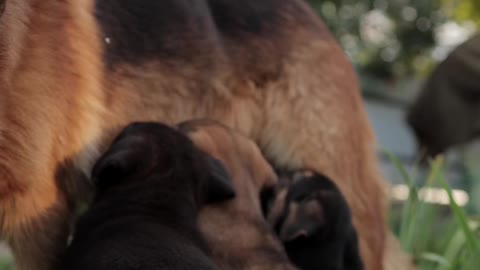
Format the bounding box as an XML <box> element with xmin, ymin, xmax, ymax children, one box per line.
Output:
<box><xmin>179</xmin><ymin>119</ymin><xmax>297</xmax><ymax>270</ymax></box>
<box><xmin>58</xmin><ymin>122</ymin><xmax>235</xmax><ymax>270</ymax></box>
<box><xmin>264</xmin><ymin>171</ymin><xmax>364</xmax><ymax>270</ymax></box>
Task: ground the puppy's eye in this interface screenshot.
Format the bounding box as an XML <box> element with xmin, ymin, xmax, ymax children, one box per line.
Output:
<box><xmin>260</xmin><ymin>187</ymin><xmax>275</xmax><ymax>215</ymax></box>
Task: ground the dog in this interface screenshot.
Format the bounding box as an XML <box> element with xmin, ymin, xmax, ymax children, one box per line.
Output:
<box><xmin>179</xmin><ymin>119</ymin><xmax>297</xmax><ymax>270</ymax></box>
<box><xmin>407</xmin><ymin>33</ymin><xmax>480</xmax><ymax>157</ymax></box>
<box><xmin>1</xmin><ymin>1</ymin><xmax>387</xmax><ymax>269</ymax></box>
<box><xmin>58</xmin><ymin>122</ymin><xmax>235</xmax><ymax>270</ymax></box>
<box><xmin>263</xmin><ymin>170</ymin><xmax>364</xmax><ymax>270</ymax></box>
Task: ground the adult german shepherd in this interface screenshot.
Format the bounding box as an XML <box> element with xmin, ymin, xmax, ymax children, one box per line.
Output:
<box><xmin>0</xmin><ymin>0</ymin><xmax>387</xmax><ymax>269</ymax></box>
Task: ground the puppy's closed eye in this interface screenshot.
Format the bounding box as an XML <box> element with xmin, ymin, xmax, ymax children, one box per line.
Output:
<box><xmin>204</xmin><ymin>155</ymin><xmax>236</xmax><ymax>203</ymax></box>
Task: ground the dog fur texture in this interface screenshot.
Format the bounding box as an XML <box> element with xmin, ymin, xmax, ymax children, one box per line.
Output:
<box><xmin>0</xmin><ymin>1</ymin><xmax>387</xmax><ymax>269</ymax></box>
<box><xmin>179</xmin><ymin>119</ymin><xmax>297</xmax><ymax>270</ymax></box>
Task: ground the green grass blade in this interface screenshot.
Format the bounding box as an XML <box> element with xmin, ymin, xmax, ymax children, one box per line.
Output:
<box><xmin>381</xmin><ymin>148</ymin><xmax>420</xmax><ymax>250</ymax></box>
<box><xmin>419</xmin><ymin>252</ymin><xmax>451</xmax><ymax>268</ymax></box>
<box><xmin>402</xmin><ymin>157</ymin><xmax>444</xmax><ymax>251</ymax></box>
<box><xmin>439</xmin><ymin>228</ymin><xmax>466</xmax><ymax>270</ymax></box>
<box><xmin>437</xmin><ymin>169</ymin><xmax>480</xmax><ymax>255</ymax></box>
<box><xmin>382</xmin><ymin>148</ymin><xmax>415</xmax><ymax>189</ymax></box>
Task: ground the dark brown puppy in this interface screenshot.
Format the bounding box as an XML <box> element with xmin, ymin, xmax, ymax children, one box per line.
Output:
<box><xmin>179</xmin><ymin>119</ymin><xmax>297</xmax><ymax>270</ymax></box>
<box><xmin>58</xmin><ymin>122</ymin><xmax>235</xmax><ymax>270</ymax></box>
<box><xmin>264</xmin><ymin>170</ymin><xmax>363</xmax><ymax>270</ymax></box>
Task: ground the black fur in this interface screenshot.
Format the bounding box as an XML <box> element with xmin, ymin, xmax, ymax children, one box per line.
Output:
<box><xmin>58</xmin><ymin>122</ymin><xmax>235</xmax><ymax>270</ymax></box>
<box><xmin>265</xmin><ymin>173</ymin><xmax>364</xmax><ymax>270</ymax></box>
<box><xmin>95</xmin><ymin>0</ymin><xmax>220</xmax><ymax>67</ymax></box>
<box><xmin>207</xmin><ymin>0</ymin><xmax>287</xmax><ymax>36</ymax></box>
<box><xmin>95</xmin><ymin>0</ymin><xmax>308</xmax><ymax>71</ymax></box>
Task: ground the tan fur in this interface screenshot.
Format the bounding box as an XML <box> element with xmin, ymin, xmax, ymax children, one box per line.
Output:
<box><xmin>0</xmin><ymin>1</ymin><xmax>393</xmax><ymax>270</ymax></box>
<box><xmin>0</xmin><ymin>0</ymin><xmax>104</xmax><ymax>268</ymax></box>
<box><xmin>180</xmin><ymin>120</ymin><xmax>296</xmax><ymax>270</ymax></box>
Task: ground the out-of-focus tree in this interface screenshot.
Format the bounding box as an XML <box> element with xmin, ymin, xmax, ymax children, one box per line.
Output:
<box><xmin>308</xmin><ymin>0</ymin><xmax>472</xmax><ymax>81</ymax></box>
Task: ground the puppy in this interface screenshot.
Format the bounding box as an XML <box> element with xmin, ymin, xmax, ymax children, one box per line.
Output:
<box><xmin>264</xmin><ymin>170</ymin><xmax>364</xmax><ymax>270</ymax></box>
<box><xmin>59</xmin><ymin>122</ymin><xmax>235</xmax><ymax>270</ymax></box>
<box><xmin>179</xmin><ymin>119</ymin><xmax>297</xmax><ymax>270</ymax></box>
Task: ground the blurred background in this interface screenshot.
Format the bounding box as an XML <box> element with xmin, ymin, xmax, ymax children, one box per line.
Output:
<box><xmin>309</xmin><ymin>0</ymin><xmax>479</xmax><ymax>191</ymax></box>
<box><xmin>306</xmin><ymin>0</ymin><xmax>480</xmax><ymax>269</ymax></box>
<box><xmin>2</xmin><ymin>0</ymin><xmax>480</xmax><ymax>269</ymax></box>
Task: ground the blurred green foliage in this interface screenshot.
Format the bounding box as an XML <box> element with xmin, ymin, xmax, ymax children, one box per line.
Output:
<box><xmin>0</xmin><ymin>260</ymin><xmax>12</xmax><ymax>270</ymax></box>
<box><xmin>449</xmin><ymin>0</ymin><xmax>480</xmax><ymax>25</ymax></box>
<box><xmin>308</xmin><ymin>0</ymin><xmax>476</xmax><ymax>81</ymax></box>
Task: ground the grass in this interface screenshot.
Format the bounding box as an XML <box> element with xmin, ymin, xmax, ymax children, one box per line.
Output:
<box><xmin>386</xmin><ymin>152</ymin><xmax>480</xmax><ymax>270</ymax></box>
<box><xmin>0</xmin><ymin>260</ymin><xmax>13</xmax><ymax>270</ymax></box>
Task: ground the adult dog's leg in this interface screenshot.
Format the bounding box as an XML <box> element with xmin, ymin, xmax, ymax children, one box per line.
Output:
<box><xmin>1</xmin><ymin>133</ymin><xmax>100</xmax><ymax>270</ymax></box>
<box><xmin>3</xmin><ymin>184</ymin><xmax>71</xmax><ymax>270</ymax></box>
<box><xmin>257</xmin><ymin>39</ymin><xmax>387</xmax><ymax>270</ymax></box>
<box><xmin>2</xmin><ymin>159</ymin><xmax>92</xmax><ymax>270</ymax></box>
<box><xmin>0</xmin><ymin>0</ymin><xmax>103</xmax><ymax>268</ymax></box>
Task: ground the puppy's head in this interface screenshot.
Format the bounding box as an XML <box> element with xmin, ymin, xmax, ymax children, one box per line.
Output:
<box><xmin>266</xmin><ymin>170</ymin><xmax>351</xmax><ymax>243</ymax></box>
<box><xmin>91</xmin><ymin>122</ymin><xmax>235</xmax><ymax>205</ymax></box>
<box><xmin>179</xmin><ymin>120</ymin><xmax>298</xmax><ymax>269</ymax></box>
<box><xmin>178</xmin><ymin>119</ymin><xmax>277</xmax><ymax>197</ymax></box>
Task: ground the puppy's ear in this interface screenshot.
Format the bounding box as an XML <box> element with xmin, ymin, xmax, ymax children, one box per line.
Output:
<box><xmin>204</xmin><ymin>155</ymin><xmax>236</xmax><ymax>203</ymax></box>
<box><xmin>279</xmin><ymin>199</ymin><xmax>325</xmax><ymax>242</ymax></box>
<box><xmin>91</xmin><ymin>148</ymin><xmax>144</xmax><ymax>191</ymax></box>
